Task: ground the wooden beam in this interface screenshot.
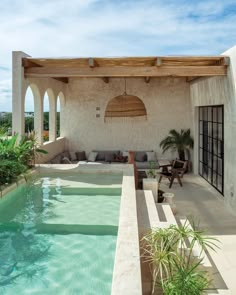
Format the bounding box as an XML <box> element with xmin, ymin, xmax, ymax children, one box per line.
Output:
<box><xmin>22</xmin><ymin>59</ymin><xmax>41</xmax><ymax>68</ymax></box>
<box><xmin>25</xmin><ymin>65</ymin><xmax>227</xmax><ymax>78</ymax></box>
<box><xmin>53</xmin><ymin>77</ymin><xmax>69</xmax><ymax>84</ymax></box>
<box><xmin>102</xmin><ymin>77</ymin><xmax>109</xmax><ymax>83</ymax></box>
<box><xmin>23</xmin><ymin>60</ymin><xmax>68</xmax><ymax>83</ymax></box>
<box><xmin>23</xmin><ymin>56</ymin><xmax>226</xmax><ymax>69</ymax></box>
<box><xmin>145</xmin><ymin>77</ymin><xmax>150</xmax><ymax>83</ymax></box>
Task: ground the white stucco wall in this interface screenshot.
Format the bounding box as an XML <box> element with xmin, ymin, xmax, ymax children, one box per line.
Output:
<box><xmin>190</xmin><ymin>45</ymin><xmax>236</xmax><ymax>213</ymax></box>
<box><xmin>64</xmin><ymin>77</ymin><xmax>192</xmax><ymax>159</ymax></box>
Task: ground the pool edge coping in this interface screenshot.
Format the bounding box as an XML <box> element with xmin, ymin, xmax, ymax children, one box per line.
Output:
<box><xmin>111</xmin><ymin>165</ymin><xmax>142</xmax><ymax>295</ymax></box>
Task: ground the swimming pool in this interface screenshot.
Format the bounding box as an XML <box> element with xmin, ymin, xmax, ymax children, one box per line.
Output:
<box><xmin>0</xmin><ymin>172</ymin><xmax>122</xmax><ymax>294</ymax></box>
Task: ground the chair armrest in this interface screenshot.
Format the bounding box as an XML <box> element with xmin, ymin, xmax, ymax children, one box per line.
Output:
<box><xmin>172</xmin><ymin>168</ymin><xmax>185</xmax><ymax>172</ymax></box>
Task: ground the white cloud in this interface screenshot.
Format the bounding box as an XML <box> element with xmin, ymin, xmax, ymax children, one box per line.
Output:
<box><xmin>0</xmin><ymin>0</ymin><xmax>236</xmax><ymax>111</ymax></box>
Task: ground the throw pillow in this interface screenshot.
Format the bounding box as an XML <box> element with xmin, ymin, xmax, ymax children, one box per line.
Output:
<box><xmin>105</xmin><ymin>153</ymin><xmax>114</xmax><ymax>162</ymax></box>
<box><xmin>61</xmin><ymin>151</ymin><xmax>70</xmax><ymax>160</ymax></box>
<box><xmin>146</xmin><ymin>151</ymin><xmax>157</xmax><ymax>162</ymax></box>
<box><xmin>135</xmin><ymin>152</ymin><xmax>147</xmax><ymax>162</ymax></box>
<box><xmin>76</xmin><ymin>151</ymin><xmax>87</xmax><ymax>161</ymax></box>
<box><xmin>61</xmin><ymin>157</ymin><xmax>72</xmax><ymax>164</ymax></box>
<box><xmin>69</xmin><ymin>151</ymin><xmax>77</xmax><ymax>161</ymax></box>
<box><xmin>88</xmin><ymin>152</ymin><xmax>98</xmax><ymax>162</ymax></box>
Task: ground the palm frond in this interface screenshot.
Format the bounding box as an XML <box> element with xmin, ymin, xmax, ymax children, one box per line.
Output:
<box><xmin>159</xmin><ymin>128</ymin><xmax>193</xmax><ymax>160</ymax></box>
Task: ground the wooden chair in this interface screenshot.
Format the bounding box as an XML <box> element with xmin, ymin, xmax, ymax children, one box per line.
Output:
<box><xmin>158</xmin><ymin>160</ymin><xmax>187</xmax><ymax>188</ymax></box>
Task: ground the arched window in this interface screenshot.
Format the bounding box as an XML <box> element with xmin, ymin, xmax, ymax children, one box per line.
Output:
<box><xmin>43</xmin><ymin>92</ymin><xmax>50</xmax><ymax>142</ymax></box>
<box><xmin>24</xmin><ymin>86</ymin><xmax>35</xmax><ymax>133</ymax></box>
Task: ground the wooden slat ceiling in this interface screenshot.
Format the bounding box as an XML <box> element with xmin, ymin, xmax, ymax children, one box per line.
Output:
<box><xmin>22</xmin><ymin>56</ymin><xmax>229</xmax><ymax>82</ymax></box>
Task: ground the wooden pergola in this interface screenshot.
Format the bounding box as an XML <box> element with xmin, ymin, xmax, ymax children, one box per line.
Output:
<box><xmin>22</xmin><ymin>56</ymin><xmax>229</xmax><ymax>84</ymax></box>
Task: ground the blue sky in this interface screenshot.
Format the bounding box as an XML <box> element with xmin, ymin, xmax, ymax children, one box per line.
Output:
<box><xmin>0</xmin><ymin>0</ymin><xmax>236</xmax><ymax>111</ymax></box>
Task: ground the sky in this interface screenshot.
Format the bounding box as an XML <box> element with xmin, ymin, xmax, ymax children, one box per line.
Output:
<box><xmin>0</xmin><ymin>0</ymin><xmax>236</xmax><ymax>111</ymax></box>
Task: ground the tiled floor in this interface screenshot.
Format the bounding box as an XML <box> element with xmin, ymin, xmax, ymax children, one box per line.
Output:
<box><xmin>159</xmin><ymin>174</ymin><xmax>236</xmax><ymax>294</ymax></box>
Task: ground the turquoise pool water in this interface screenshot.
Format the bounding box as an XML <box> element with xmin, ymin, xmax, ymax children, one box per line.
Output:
<box><xmin>0</xmin><ymin>173</ymin><xmax>122</xmax><ymax>295</ymax></box>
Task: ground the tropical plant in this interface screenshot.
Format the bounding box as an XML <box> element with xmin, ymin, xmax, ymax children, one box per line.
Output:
<box><xmin>159</xmin><ymin>129</ymin><xmax>194</xmax><ymax>161</ymax></box>
<box><xmin>19</xmin><ymin>131</ymin><xmax>48</xmax><ymax>166</ymax></box>
<box><xmin>141</xmin><ymin>219</ymin><xmax>219</xmax><ymax>295</ymax></box>
<box><xmin>0</xmin><ymin>160</ymin><xmax>27</xmax><ymax>186</ymax></box>
<box><xmin>0</xmin><ymin>132</ymin><xmax>47</xmax><ymax>186</ymax></box>
<box><xmin>162</xmin><ymin>261</ymin><xmax>209</xmax><ymax>295</ymax></box>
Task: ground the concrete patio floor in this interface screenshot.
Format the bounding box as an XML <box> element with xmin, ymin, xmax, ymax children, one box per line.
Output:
<box><xmin>158</xmin><ymin>174</ymin><xmax>236</xmax><ymax>294</ymax></box>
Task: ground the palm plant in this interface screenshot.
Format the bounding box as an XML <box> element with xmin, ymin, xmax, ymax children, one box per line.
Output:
<box><xmin>159</xmin><ymin>129</ymin><xmax>193</xmax><ymax>161</ymax></box>
<box><xmin>18</xmin><ymin>131</ymin><xmax>48</xmax><ymax>166</ymax></box>
<box><xmin>141</xmin><ymin>219</ymin><xmax>219</xmax><ymax>295</ymax></box>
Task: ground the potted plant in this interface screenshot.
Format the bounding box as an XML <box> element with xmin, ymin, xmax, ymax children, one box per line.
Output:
<box><xmin>160</xmin><ymin>129</ymin><xmax>194</xmax><ymax>162</ymax></box>
<box><xmin>146</xmin><ymin>161</ymin><xmax>156</xmax><ymax>178</ymax></box>
<box><xmin>143</xmin><ymin>161</ymin><xmax>158</xmax><ymax>202</ymax></box>
<box><xmin>141</xmin><ymin>219</ymin><xmax>219</xmax><ymax>295</ymax></box>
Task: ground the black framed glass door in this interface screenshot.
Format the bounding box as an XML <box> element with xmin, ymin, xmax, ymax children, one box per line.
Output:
<box><xmin>199</xmin><ymin>106</ymin><xmax>224</xmax><ymax>194</ymax></box>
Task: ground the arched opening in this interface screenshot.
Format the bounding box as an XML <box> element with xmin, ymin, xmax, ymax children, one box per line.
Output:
<box><xmin>57</xmin><ymin>92</ymin><xmax>65</xmax><ymax>137</ymax></box>
<box><xmin>43</xmin><ymin>92</ymin><xmax>50</xmax><ymax>142</ymax></box>
<box><xmin>24</xmin><ymin>86</ymin><xmax>35</xmax><ymax>134</ymax></box>
<box><xmin>23</xmin><ymin>84</ymin><xmax>42</xmax><ymax>144</ymax></box>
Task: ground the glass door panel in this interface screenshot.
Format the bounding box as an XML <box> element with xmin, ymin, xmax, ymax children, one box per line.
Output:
<box><xmin>199</xmin><ymin>106</ymin><xmax>224</xmax><ymax>194</ymax></box>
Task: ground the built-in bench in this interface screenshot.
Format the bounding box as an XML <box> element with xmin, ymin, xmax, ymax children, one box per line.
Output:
<box><xmin>47</xmin><ymin>150</ymin><xmax>160</xmax><ymax>170</ymax></box>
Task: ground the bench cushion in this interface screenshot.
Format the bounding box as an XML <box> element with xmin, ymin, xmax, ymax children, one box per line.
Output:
<box><xmin>93</xmin><ymin>150</ymin><xmax>120</xmax><ymax>161</ymax></box>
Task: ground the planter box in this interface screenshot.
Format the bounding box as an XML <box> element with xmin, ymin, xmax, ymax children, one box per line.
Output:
<box><xmin>143</xmin><ymin>178</ymin><xmax>158</xmax><ymax>202</ymax></box>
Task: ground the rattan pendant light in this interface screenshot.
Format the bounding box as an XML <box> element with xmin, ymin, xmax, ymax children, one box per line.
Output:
<box><xmin>104</xmin><ymin>78</ymin><xmax>147</xmax><ymax>121</ymax></box>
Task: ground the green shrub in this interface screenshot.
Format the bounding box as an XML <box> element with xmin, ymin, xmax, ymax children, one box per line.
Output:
<box><xmin>0</xmin><ymin>133</ymin><xmax>47</xmax><ymax>186</ymax></box>
<box><xmin>0</xmin><ymin>160</ymin><xmax>27</xmax><ymax>186</ymax></box>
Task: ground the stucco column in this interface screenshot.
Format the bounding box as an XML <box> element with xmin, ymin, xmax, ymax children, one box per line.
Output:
<box><xmin>58</xmin><ymin>92</ymin><xmax>66</xmax><ymax>138</ymax></box>
<box><xmin>12</xmin><ymin>51</ymin><xmax>29</xmax><ymax>137</ymax></box>
<box><xmin>49</xmin><ymin>96</ymin><xmax>57</xmax><ymax>141</ymax></box>
<box><xmin>34</xmin><ymin>94</ymin><xmax>43</xmax><ymax>145</ymax></box>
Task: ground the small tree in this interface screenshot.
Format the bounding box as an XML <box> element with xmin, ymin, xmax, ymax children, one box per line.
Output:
<box><xmin>160</xmin><ymin>129</ymin><xmax>193</xmax><ymax>161</ymax></box>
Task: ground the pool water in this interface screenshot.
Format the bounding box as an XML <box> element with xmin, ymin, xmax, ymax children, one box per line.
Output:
<box><xmin>0</xmin><ymin>173</ymin><xmax>122</xmax><ymax>295</ymax></box>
